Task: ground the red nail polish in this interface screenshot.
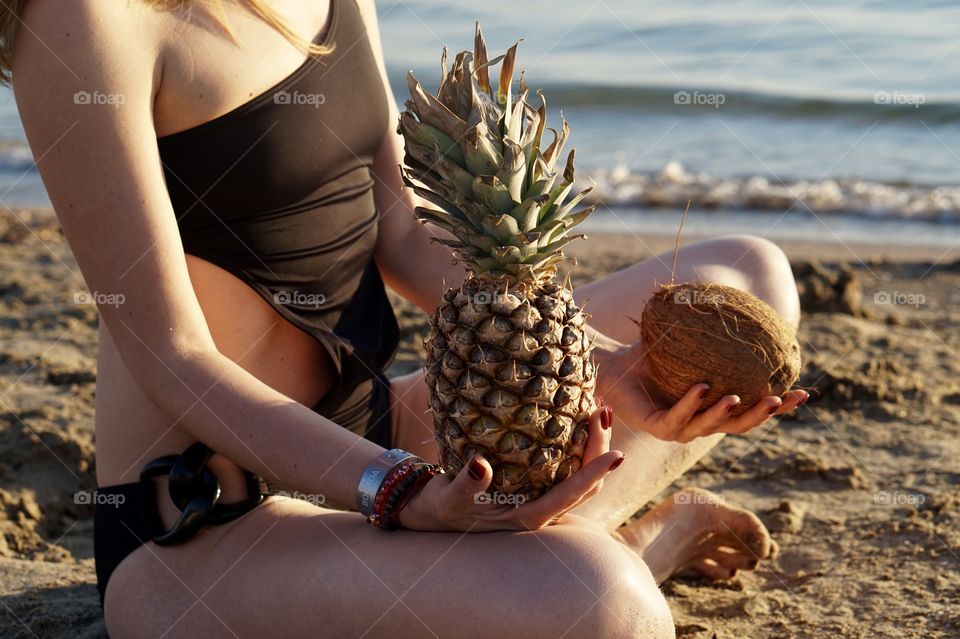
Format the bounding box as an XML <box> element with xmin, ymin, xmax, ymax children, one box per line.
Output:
<box><xmin>725</xmin><ymin>399</ymin><xmax>741</xmax><ymax>414</ymax></box>
<box><xmin>468</xmin><ymin>457</ymin><xmax>485</xmax><ymax>481</ymax></box>
<box><xmin>609</xmin><ymin>455</ymin><xmax>625</xmax><ymax>471</ymax></box>
<box><xmin>698</xmin><ymin>385</ymin><xmax>710</xmax><ymax>399</ymax></box>
<box><xmin>767</xmin><ymin>402</ymin><xmax>781</xmax><ymax>415</ymax></box>
<box><xmin>601</xmin><ymin>406</ymin><xmax>613</xmax><ymax>430</ymax></box>
<box><xmin>797</xmin><ymin>392</ymin><xmax>809</xmax><ymax>407</ymax></box>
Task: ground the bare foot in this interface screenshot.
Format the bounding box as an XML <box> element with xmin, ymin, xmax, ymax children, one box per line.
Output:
<box><xmin>613</xmin><ymin>488</ymin><xmax>778</xmax><ymax>584</ymax></box>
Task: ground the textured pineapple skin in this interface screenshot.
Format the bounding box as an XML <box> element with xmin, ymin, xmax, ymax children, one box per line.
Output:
<box><xmin>424</xmin><ymin>277</ymin><xmax>597</xmax><ymax>501</ymax></box>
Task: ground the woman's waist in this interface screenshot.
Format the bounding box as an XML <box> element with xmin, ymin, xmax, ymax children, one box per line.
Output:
<box><xmin>92</xmin><ymin>320</ymin><xmax>335</xmax><ymax>488</ymax></box>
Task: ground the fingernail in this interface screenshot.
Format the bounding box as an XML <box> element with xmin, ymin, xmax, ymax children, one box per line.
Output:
<box><xmin>725</xmin><ymin>397</ymin><xmax>741</xmax><ymax>413</ymax></box>
<box><xmin>796</xmin><ymin>392</ymin><xmax>809</xmax><ymax>407</ymax></box>
<box><xmin>609</xmin><ymin>455</ymin><xmax>625</xmax><ymax>471</ymax></box>
<box><xmin>468</xmin><ymin>456</ymin><xmax>485</xmax><ymax>481</ymax></box>
<box><xmin>767</xmin><ymin>401</ymin><xmax>782</xmax><ymax>415</ymax></box>
<box><xmin>698</xmin><ymin>385</ymin><xmax>710</xmax><ymax>400</ymax></box>
<box><xmin>601</xmin><ymin>406</ymin><xmax>614</xmax><ymax>430</ymax></box>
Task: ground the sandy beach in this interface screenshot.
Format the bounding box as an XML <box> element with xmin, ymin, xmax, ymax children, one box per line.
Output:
<box><xmin>1</xmin><ymin>207</ymin><xmax>958</xmax><ymax>638</ymax></box>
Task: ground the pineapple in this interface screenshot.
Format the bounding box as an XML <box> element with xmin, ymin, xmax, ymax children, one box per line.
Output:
<box><xmin>398</xmin><ymin>25</ymin><xmax>597</xmax><ymax>500</ymax></box>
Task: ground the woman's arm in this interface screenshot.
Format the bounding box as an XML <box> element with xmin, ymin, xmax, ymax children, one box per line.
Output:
<box><xmin>14</xmin><ymin>0</ymin><xmax>381</xmax><ymax>503</ymax></box>
<box><xmin>13</xmin><ymin>0</ymin><xmax>623</xmax><ymax>534</ymax></box>
<box><xmin>356</xmin><ymin>1</ymin><xmax>468</xmax><ymax>315</ymax></box>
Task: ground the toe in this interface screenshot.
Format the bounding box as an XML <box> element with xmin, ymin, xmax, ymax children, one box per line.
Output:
<box><xmin>686</xmin><ymin>558</ymin><xmax>738</xmax><ymax>581</ymax></box>
<box><xmin>708</xmin><ymin>548</ymin><xmax>761</xmax><ymax>572</ymax></box>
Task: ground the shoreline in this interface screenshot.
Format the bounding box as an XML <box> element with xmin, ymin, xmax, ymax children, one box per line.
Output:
<box><xmin>573</xmin><ymin>229</ymin><xmax>960</xmax><ymax>264</ymax></box>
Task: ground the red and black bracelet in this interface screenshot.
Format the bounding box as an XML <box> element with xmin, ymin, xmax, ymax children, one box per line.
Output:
<box><xmin>366</xmin><ymin>461</ymin><xmax>442</xmax><ymax>530</ymax></box>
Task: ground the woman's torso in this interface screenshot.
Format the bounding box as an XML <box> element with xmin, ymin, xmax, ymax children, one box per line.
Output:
<box><xmin>95</xmin><ymin>0</ymin><xmax>394</xmax><ymax>501</ymax></box>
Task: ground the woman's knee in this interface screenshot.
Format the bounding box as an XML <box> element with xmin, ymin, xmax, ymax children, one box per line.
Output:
<box><xmin>519</xmin><ymin>528</ymin><xmax>674</xmax><ymax>638</ymax></box>
<box><xmin>711</xmin><ymin>234</ymin><xmax>799</xmax><ymax>326</ymax></box>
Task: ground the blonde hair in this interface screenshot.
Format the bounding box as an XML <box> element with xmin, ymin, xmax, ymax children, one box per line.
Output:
<box><xmin>0</xmin><ymin>0</ymin><xmax>333</xmax><ymax>86</ymax></box>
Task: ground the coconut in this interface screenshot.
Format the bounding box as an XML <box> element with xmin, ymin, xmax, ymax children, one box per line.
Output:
<box><xmin>640</xmin><ymin>281</ymin><xmax>801</xmax><ymax>415</ymax></box>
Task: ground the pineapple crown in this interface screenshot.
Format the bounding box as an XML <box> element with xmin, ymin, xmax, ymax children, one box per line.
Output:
<box><xmin>398</xmin><ymin>23</ymin><xmax>595</xmax><ymax>285</ymax></box>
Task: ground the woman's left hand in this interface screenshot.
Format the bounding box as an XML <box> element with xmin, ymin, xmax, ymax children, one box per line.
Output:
<box><xmin>592</xmin><ymin>336</ymin><xmax>809</xmax><ymax>444</ymax></box>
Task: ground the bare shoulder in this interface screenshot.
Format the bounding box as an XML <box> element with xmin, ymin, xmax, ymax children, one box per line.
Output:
<box><xmin>14</xmin><ymin>0</ymin><xmax>163</xmax><ymax>88</ymax></box>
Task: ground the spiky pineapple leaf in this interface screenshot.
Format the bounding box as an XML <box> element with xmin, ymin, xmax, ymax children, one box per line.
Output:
<box><xmin>398</xmin><ymin>25</ymin><xmax>595</xmax><ymax>284</ymax></box>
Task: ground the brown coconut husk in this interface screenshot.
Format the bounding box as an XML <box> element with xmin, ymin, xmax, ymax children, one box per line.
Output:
<box><xmin>638</xmin><ymin>202</ymin><xmax>802</xmax><ymax>414</ymax></box>
<box><xmin>640</xmin><ymin>281</ymin><xmax>802</xmax><ymax>415</ymax></box>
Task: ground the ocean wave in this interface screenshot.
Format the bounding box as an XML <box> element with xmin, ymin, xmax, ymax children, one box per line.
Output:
<box><xmin>541</xmin><ymin>84</ymin><xmax>960</xmax><ymax>125</ymax></box>
<box><xmin>582</xmin><ymin>161</ymin><xmax>960</xmax><ymax>223</ymax></box>
<box><xmin>0</xmin><ymin>140</ymin><xmax>36</xmax><ymax>172</ymax></box>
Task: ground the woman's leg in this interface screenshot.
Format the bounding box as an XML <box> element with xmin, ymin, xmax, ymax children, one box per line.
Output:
<box><xmin>103</xmin><ymin>499</ymin><xmax>675</xmax><ymax>639</ymax></box>
<box><xmin>568</xmin><ymin>234</ymin><xmax>800</xmax><ymax>529</ymax></box>
<box><xmin>389</xmin><ymin>368</ymin><xmax>435</xmax><ymax>461</ymax></box>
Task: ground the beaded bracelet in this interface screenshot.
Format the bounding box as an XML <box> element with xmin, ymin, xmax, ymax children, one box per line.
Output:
<box><xmin>356</xmin><ymin>449</ymin><xmax>421</xmax><ymax>516</ymax></box>
<box><xmin>366</xmin><ymin>461</ymin><xmax>443</xmax><ymax>530</ymax></box>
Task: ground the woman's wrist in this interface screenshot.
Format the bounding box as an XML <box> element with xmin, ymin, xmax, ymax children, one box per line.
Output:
<box><xmin>356</xmin><ymin>448</ymin><xmax>442</xmax><ymax>530</ymax></box>
<box><xmin>356</xmin><ymin>448</ymin><xmax>421</xmax><ymax>516</ymax></box>
<box><xmin>368</xmin><ymin>462</ymin><xmax>441</xmax><ymax>530</ymax></box>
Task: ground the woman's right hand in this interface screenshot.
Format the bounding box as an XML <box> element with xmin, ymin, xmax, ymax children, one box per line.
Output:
<box><xmin>398</xmin><ymin>406</ymin><xmax>624</xmax><ymax>532</ymax></box>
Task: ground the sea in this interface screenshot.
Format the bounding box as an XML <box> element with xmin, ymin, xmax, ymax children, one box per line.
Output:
<box><xmin>2</xmin><ymin>0</ymin><xmax>959</xmax><ymax>249</ymax></box>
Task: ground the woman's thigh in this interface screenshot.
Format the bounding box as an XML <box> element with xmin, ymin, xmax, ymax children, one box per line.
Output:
<box><xmin>388</xmin><ymin>368</ymin><xmax>438</xmax><ymax>461</ymax></box>
<box><xmin>104</xmin><ymin>499</ymin><xmax>672</xmax><ymax>639</ymax></box>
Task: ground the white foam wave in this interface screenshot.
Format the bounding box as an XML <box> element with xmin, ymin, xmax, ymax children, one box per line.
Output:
<box><xmin>583</xmin><ymin>161</ymin><xmax>960</xmax><ymax>223</ymax></box>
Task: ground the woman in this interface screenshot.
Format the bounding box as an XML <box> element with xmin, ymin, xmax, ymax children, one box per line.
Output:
<box><xmin>10</xmin><ymin>0</ymin><xmax>807</xmax><ymax>636</ymax></box>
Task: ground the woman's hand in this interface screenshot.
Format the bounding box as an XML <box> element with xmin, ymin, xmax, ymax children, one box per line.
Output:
<box><xmin>593</xmin><ymin>336</ymin><xmax>809</xmax><ymax>444</ymax></box>
<box><xmin>398</xmin><ymin>406</ymin><xmax>624</xmax><ymax>532</ymax></box>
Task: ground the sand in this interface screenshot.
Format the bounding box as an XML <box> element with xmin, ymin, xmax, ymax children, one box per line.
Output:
<box><xmin>1</xmin><ymin>207</ymin><xmax>958</xmax><ymax>638</ymax></box>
